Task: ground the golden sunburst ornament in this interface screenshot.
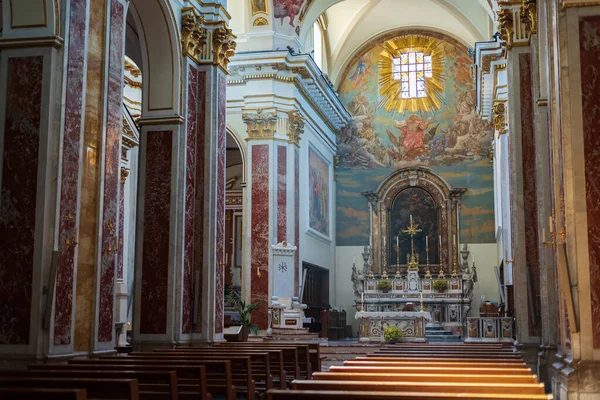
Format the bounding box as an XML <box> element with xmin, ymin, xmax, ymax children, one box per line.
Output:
<box><xmin>378</xmin><ymin>35</ymin><xmax>446</xmax><ymax>114</ymax></box>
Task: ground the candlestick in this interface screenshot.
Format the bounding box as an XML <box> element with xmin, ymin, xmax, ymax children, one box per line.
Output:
<box><xmin>549</xmin><ymin>215</ymin><xmax>554</xmax><ymax>233</ymax></box>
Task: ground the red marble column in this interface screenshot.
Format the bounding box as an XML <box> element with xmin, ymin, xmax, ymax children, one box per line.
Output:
<box><xmin>214</xmin><ymin>73</ymin><xmax>227</xmax><ymax>335</ymax></box>
<box><xmin>0</xmin><ymin>56</ymin><xmax>44</xmax><ymax>345</ymax></box>
<box><xmin>251</xmin><ymin>144</ymin><xmax>270</xmax><ymax>329</ymax></box>
<box><xmin>117</xmin><ymin>177</ymin><xmax>125</xmax><ymax>281</ymax></box>
<box><xmin>294</xmin><ymin>148</ymin><xmax>300</xmax><ymax>296</ymax></box>
<box><xmin>140</xmin><ymin>131</ymin><xmax>173</xmax><ymax>334</ymax></box>
<box><xmin>277</xmin><ymin>146</ymin><xmax>287</xmax><ymax>243</ymax></box>
<box><xmin>519</xmin><ymin>52</ymin><xmax>541</xmax><ymax>337</ymax></box>
<box><xmin>53</xmin><ymin>0</ymin><xmax>89</xmax><ymax>346</ymax></box>
<box><xmin>97</xmin><ymin>0</ymin><xmax>127</xmax><ymax>344</ymax></box>
<box><xmin>579</xmin><ymin>15</ymin><xmax>600</xmax><ymax>349</ymax></box>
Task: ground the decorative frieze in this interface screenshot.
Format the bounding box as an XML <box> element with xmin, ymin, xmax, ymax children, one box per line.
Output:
<box><xmin>181</xmin><ymin>8</ymin><xmax>208</xmax><ymax>64</ymax></box>
<box><xmin>287</xmin><ymin>110</ymin><xmax>304</xmax><ymax>146</ymax></box>
<box><xmin>213</xmin><ymin>27</ymin><xmax>237</xmax><ymax>71</ymax></box>
<box><xmin>243</xmin><ymin>109</ymin><xmax>278</xmax><ymax>140</ymax></box>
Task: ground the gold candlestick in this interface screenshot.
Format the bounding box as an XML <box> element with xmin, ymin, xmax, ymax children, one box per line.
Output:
<box><xmin>438</xmin><ymin>236</ymin><xmax>445</xmax><ymax>278</ymax></box>
<box><xmin>425</xmin><ymin>238</ymin><xmax>432</xmax><ymax>279</ymax></box>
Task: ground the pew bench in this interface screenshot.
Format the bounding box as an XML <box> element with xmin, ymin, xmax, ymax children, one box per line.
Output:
<box><xmin>0</xmin><ymin>387</ymin><xmax>88</xmax><ymax>400</ymax></box>
<box><xmin>332</xmin><ymin>364</ymin><xmax>533</xmax><ymax>376</ymax></box>
<box><xmin>312</xmin><ymin>371</ymin><xmax>539</xmax><ymax>384</ymax></box>
<box><xmin>0</xmin><ymin>377</ymin><xmax>139</xmax><ymax>400</ymax></box>
<box><xmin>265</xmin><ymin>389</ymin><xmax>554</xmax><ymax>400</ymax></box>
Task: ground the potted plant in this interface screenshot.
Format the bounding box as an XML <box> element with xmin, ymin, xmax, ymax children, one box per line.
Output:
<box><xmin>376</xmin><ymin>279</ymin><xmax>393</xmax><ymax>293</ymax></box>
<box><xmin>384</xmin><ymin>327</ymin><xmax>404</xmax><ymax>344</ymax></box>
<box><xmin>433</xmin><ymin>279</ymin><xmax>449</xmax><ymax>293</ymax></box>
<box><xmin>231</xmin><ymin>291</ymin><xmax>261</xmax><ymax>341</ymax></box>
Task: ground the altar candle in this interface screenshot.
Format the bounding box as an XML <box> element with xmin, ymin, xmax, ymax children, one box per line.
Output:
<box><xmin>542</xmin><ymin>228</ymin><xmax>546</xmax><ymax>243</ymax></box>
<box><xmin>396</xmin><ymin>235</ymin><xmax>399</xmax><ymax>248</ymax></box>
<box><xmin>472</xmin><ymin>253</ymin><xmax>475</xmax><ymax>265</ymax></box>
<box><xmin>353</xmin><ymin>256</ymin><xmax>356</xmax><ymax>265</ymax></box>
<box><xmin>410</xmin><ymin>214</ymin><xmax>413</xmax><ymax>223</ymax></box>
<box><xmin>361</xmin><ymin>293</ymin><xmax>364</xmax><ymax>303</ymax></box>
<box><xmin>453</xmin><ymin>234</ymin><xmax>456</xmax><ymax>246</ymax></box>
<box><xmin>426</xmin><ymin>236</ymin><xmax>428</xmax><ymax>247</ymax></box>
<box><xmin>225</xmin><ymin>253</ymin><xmax>228</xmax><ymax>264</ymax></box>
<box><xmin>549</xmin><ymin>215</ymin><xmax>554</xmax><ymax>233</ymax></box>
<box><xmin>439</xmin><ymin>235</ymin><xmax>442</xmax><ymax>247</ymax></box>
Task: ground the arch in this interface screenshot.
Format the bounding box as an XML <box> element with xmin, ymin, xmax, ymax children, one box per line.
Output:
<box><xmin>226</xmin><ymin>125</ymin><xmax>247</xmax><ymax>183</ymax></box>
<box><xmin>128</xmin><ymin>0</ymin><xmax>181</xmax><ymax>117</ymax></box>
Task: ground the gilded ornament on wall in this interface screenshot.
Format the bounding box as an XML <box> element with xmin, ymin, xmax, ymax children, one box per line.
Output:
<box><xmin>251</xmin><ymin>0</ymin><xmax>268</xmax><ymax>15</ymax></box>
<box><xmin>287</xmin><ymin>109</ymin><xmax>304</xmax><ymax>145</ymax></box>
<box><xmin>497</xmin><ymin>8</ymin><xmax>514</xmax><ymax>49</ymax></box>
<box><xmin>243</xmin><ymin>109</ymin><xmax>278</xmax><ymax>140</ymax></box>
<box><xmin>253</xmin><ymin>17</ymin><xmax>268</xmax><ymax>26</ymax></box>
<box><xmin>213</xmin><ymin>26</ymin><xmax>237</xmax><ymax>71</ymax></box>
<box><xmin>520</xmin><ymin>0</ymin><xmax>537</xmax><ymax>36</ymax></box>
<box><xmin>492</xmin><ymin>101</ymin><xmax>507</xmax><ymax>137</ymax></box>
<box><xmin>181</xmin><ymin>9</ymin><xmax>208</xmax><ymax>64</ymax></box>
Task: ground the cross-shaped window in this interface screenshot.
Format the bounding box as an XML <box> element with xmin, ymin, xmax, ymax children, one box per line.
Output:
<box><xmin>392</xmin><ymin>52</ymin><xmax>432</xmax><ymax>99</ymax></box>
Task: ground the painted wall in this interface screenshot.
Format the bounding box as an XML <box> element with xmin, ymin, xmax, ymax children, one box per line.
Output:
<box><xmin>336</xmin><ymin>31</ymin><xmax>495</xmax><ymax>247</ymax></box>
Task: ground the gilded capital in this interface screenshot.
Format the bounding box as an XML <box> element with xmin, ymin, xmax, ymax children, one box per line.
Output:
<box><xmin>492</xmin><ymin>101</ymin><xmax>507</xmax><ymax>137</ymax></box>
<box><xmin>242</xmin><ymin>109</ymin><xmax>278</xmax><ymax>140</ymax></box>
<box><xmin>497</xmin><ymin>8</ymin><xmax>514</xmax><ymax>49</ymax></box>
<box><xmin>120</xmin><ymin>167</ymin><xmax>130</xmax><ymax>184</ymax></box>
<box><xmin>287</xmin><ymin>110</ymin><xmax>305</xmax><ymax>146</ymax></box>
<box><xmin>181</xmin><ymin>9</ymin><xmax>208</xmax><ymax>64</ymax></box>
<box><xmin>213</xmin><ymin>27</ymin><xmax>237</xmax><ymax>71</ymax></box>
<box><xmin>520</xmin><ymin>0</ymin><xmax>537</xmax><ymax>36</ymax></box>
<box><xmin>481</xmin><ymin>54</ymin><xmax>498</xmax><ymax>74</ymax></box>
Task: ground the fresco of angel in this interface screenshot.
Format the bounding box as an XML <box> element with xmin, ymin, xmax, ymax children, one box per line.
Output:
<box><xmin>386</xmin><ymin>114</ymin><xmax>438</xmax><ymax>160</ymax></box>
<box><xmin>274</xmin><ymin>0</ymin><xmax>305</xmax><ymax>27</ymax></box>
<box><xmin>347</xmin><ymin>55</ymin><xmax>375</xmax><ymax>89</ymax></box>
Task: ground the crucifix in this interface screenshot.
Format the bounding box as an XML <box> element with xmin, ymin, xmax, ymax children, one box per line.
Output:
<box><xmin>402</xmin><ymin>214</ymin><xmax>422</xmax><ymax>270</ymax></box>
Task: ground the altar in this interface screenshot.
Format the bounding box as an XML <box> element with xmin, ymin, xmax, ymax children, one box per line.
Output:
<box><xmin>356</xmin><ymin>311</ymin><xmax>431</xmax><ymax>342</ymax></box>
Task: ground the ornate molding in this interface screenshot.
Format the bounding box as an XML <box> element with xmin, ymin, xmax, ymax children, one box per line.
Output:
<box><xmin>212</xmin><ymin>26</ymin><xmax>237</xmax><ymax>71</ymax></box>
<box><xmin>492</xmin><ymin>101</ymin><xmax>508</xmax><ymax>138</ymax></box>
<box><xmin>287</xmin><ymin>110</ymin><xmax>304</xmax><ymax>146</ymax></box>
<box><xmin>242</xmin><ymin>109</ymin><xmax>278</xmax><ymax>140</ymax></box>
<box><xmin>333</xmin><ymin>155</ymin><xmax>340</xmax><ymax>181</ymax></box>
<box><xmin>120</xmin><ymin>167</ymin><xmax>130</xmax><ymax>184</ymax></box>
<box><xmin>481</xmin><ymin>54</ymin><xmax>499</xmax><ymax>74</ymax></box>
<box><xmin>520</xmin><ymin>0</ymin><xmax>537</xmax><ymax>36</ymax></box>
<box><xmin>497</xmin><ymin>8</ymin><xmax>514</xmax><ymax>50</ymax></box>
<box><xmin>122</xmin><ymin>117</ymin><xmax>139</xmax><ymax>150</ymax></box>
<box><xmin>253</xmin><ymin>17</ymin><xmax>268</xmax><ymax>26</ymax></box>
<box><xmin>181</xmin><ymin>8</ymin><xmax>208</xmax><ymax>64</ymax></box>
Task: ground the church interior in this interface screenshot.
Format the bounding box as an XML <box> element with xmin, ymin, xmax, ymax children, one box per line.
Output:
<box><xmin>0</xmin><ymin>0</ymin><xmax>599</xmax><ymax>398</ymax></box>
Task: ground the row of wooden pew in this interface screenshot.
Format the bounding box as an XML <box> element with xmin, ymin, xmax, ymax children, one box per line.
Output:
<box><xmin>266</xmin><ymin>343</ymin><xmax>554</xmax><ymax>400</ymax></box>
<box><xmin>0</xmin><ymin>342</ymin><xmax>320</xmax><ymax>399</ymax></box>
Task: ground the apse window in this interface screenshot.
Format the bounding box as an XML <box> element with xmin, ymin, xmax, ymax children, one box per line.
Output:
<box><xmin>392</xmin><ymin>52</ymin><xmax>432</xmax><ymax>99</ymax></box>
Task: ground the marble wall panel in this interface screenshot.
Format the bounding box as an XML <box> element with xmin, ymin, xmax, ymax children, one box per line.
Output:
<box><xmin>193</xmin><ymin>71</ymin><xmax>206</xmax><ymax>333</ymax></box>
<box><xmin>277</xmin><ymin>146</ymin><xmax>287</xmax><ymax>243</ymax></box>
<box><xmin>519</xmin><ymin>52</ymin><xmax>541</xmax><ymax>337</ymax></box>
<box><xmin>579</xmin><ymin>16</ymin><xmax>600</xmax><ymax>348</ymax></box>
<box><xmin>251</xmin><ymin>144</ymin><xmax>270</xmax><ymax>329</ymax></box>
<box><xmin>183</xmin><ymin>65</ymin><xmax>199</xmax><ymax>335</ymax></box>
<box><xmin>117</xmin><ymin>179</ymin><xmax>125</xmax><ymax>280</ymax></box>
<box><xmin>294</xmin><ymin>148</ymin><xmax>299</xmax><ymax>296</ymax></box>
<box><xmin>0</xmin><ymin>56</ymin><xmax>43</xmax><ymax>345</ymax></box>
<box><xmin>140</xmin><ymin>131</ymin><xmax>172</xmax><ymax>334</ymax></box>
<box><xmin>53</xmin><ymin>0</ymin><xmax>88</xmax><ymax>346</ymax></box>
<box><xmin>97</xmin><ymin>0</ymin><xmax>125</xmax><ymax>343</ymax></box>
<box><xmin>215</xmin><ymin>73</ymin><xmax>227</xmax><ymax>334</ymax></box>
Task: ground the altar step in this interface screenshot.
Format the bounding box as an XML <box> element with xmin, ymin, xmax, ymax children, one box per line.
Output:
<box><xmin>425</xmin><ymin>326</ymin><xmax>462</xmax><ymax>343</ymax></box>
<box><xmin>263</xmin><ymin>326</ymin><xmax>327</xmax><ymax>342</ymax></box>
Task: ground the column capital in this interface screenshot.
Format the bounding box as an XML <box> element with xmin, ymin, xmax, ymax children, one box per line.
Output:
<box><xmin>287</xmin><ymin>109</ymin><xmax>304</xmax><ymax>146</ymax></box>
<box><xmin>212</xmin><ymin>26</ymin><xmax>237</xmax><ymax>72</ymax></box>
<box><xmin>242</xmin><ymin>109</ymin><xmax>278</xmax><ymax>140</ymax></box>
<box><xmin>492</xmin><ymin>100</ymin><xmax>508</xmax><ymax>138</ymax></box>
<box><xmin>497</xmin><ymin>8</ymin><xmax>515</xmax><ymax>50</ymax></box>
<box><xmin>181</xmin><ymin>8</ymin><xmax>208</xmax><ymax>65</ymax></box>
<box><xmin>520</xmin><ymin>0</ymin><xmax>537</xmax><ymax>36</ymax></box>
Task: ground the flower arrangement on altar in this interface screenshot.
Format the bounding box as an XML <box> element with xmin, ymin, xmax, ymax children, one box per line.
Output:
<box><xmin>384</xmin><ymin>326</ymin><xmax>404</xmax><ymax>343</ymax></box>
<box><xmin>376</xmin><ymin>279</ymin><xmax>393</xmax><ymax>293</ymax></box>
<box><xmin>433</xmin><ymin>279</ymin><xmax>449</xmax><ymax>292</ymax></box>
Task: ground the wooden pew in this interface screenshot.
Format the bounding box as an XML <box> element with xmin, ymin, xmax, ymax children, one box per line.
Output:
<box><xmin>290</xmin><ymin>380</ymin><xmax>547</xmax><ymax>395</ymax></box>
<box><xmin>29</xmin><ymin>363</ymin><xmax>211</xmax><ymax>400</ymax></box>
<box><xmin>116</xmin><ymin>353</ymin><xmax>256</xmax><ymax>399</ymax></box>
<box><xmin>152</xmin><ymin>348</ymin><xmax>281</xmax><ymax>390</ymax></box>
<box><xmin>0</xmin><ymin>369</ymin><xmax>178</xmax><ymax>400</ymax></box>
<box><xmin>371</xmin><ymin>351</ymin><xmax>522</xmax><ymax>359</ymax></box>
<box><xmin>351</xmin><ymin>357</ymin><xmax>527</xmax><ymax>366</ymax></box>
<box><xmin>332</xmin><ymin>364</ymin><xmax>533</xmax><ymax>376</ymax></box>
<box><xmin>362</xmin><ymin>355</ymin><xmax>525</xmax><ymax>362</ymax></box>
<box><xmin>68</xmin><ymin>358</ymin><xmax>232</xmax><ymax>400</ymax></box>
<box><xmin>0</xmin><ymin>377</ymin><xmax>139</xmax><ymax>400</ymax></box>
<box><xmin>0</xmin><ymin>388</ymin><xmax>88</xmax><ymax>400</ymax></box>
<box><xmin>266</xmin><ymin>389</ymin><xmax>553</xmax><ymax>400</ymax></box>
<box><xmin>312</xmin><ymin>371</ymin><xmax>538</xmax><ymax>384</ymax></box>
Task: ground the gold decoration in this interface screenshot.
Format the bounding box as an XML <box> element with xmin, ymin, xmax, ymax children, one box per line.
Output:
<box><xmin>251</xmin><ymin>0</ymin><xmax>268</xmax><ymax>16</ymax></box>
<box><xmin>497</xmin><ymin>8</ymin><xmax>514</xmax><ymax>49</ymax></box>
<box><xmin>120</xmin><ymin>167</ymin><xmax>130</xmax><ymax>184</ymax></box>
<box><xmin>213</xmin><ymin>27</ymin><xmax>237</xmax><ymax>71</ymax></box>
<box><xmin>124</xmin><ymin>58</ymin><xmax>141</xmax><ymax>78</ymax></box>
<box><xmin>492</xmin><ymin>101</ymin><xmax>508</xmax><ymax>138</ymax></box>
<box><xmin>333</xmin><ymin>155</ymin><xmax>340</xmax><ymax>181</ymax></box>
<box><xmin>181</xmin><ymin>9</ymin><xmax>208</xmax><ymax>64</ymax></box>
<box><xmin>481</xmin><ymin>54</ymin><xmax>499</xmax><ymax>74</ymax></box>
<box><xmin>287</xmin><ymin>109</ymin><xmax>304</xmax><ymax>145</ymax></box>
<box><xmin>253</xmin><ymin>17</ymin><xmax>268</xmax><ymax>26</ymax></box>
<box><xmin>520</xmin><ymin>0</ymin><xmax>537</xmax><ymax>35</ymax></box>
<box><xmin>243</xmin><ymin>109</ymin><xmax>278</xmax><ymax>140</ymax></box>
<box><xmin>378</xmin><ymin>35</ymin><xmax>446</xmax><ymax>114</ymax></box>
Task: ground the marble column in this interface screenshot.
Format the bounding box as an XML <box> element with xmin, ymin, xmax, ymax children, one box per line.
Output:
<box><xmin>243</xmin><ymin>109</ymin><xmax>304</xmax><ymax>330</ymax></box>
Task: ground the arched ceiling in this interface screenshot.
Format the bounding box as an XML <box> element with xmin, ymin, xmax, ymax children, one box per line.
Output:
<box><xmin>298</xmin><ymin>0</ymin><xmax>493</xmax><ymax>85</ymax></box>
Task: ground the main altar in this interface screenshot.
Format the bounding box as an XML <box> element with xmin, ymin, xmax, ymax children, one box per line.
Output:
<box><xmin>351</xmin><ymin>168</ymin><xmax>477</xmax><ymax>342</ymax></box>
